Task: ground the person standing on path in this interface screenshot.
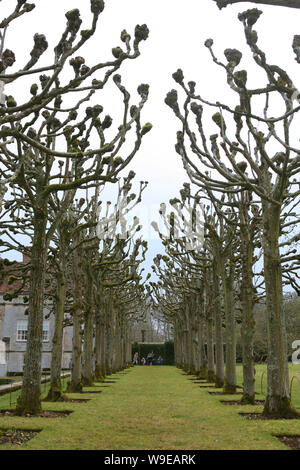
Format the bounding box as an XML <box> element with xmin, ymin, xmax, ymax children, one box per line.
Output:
<box><xmin>147</xmin><ymin>352</ymin><xmax>154</xmax><ymax>366</ymax></box>
<box><xmin>132</xmin><ymin>352</ymin><xmax>139</xmax><ymax>365</ymax></box>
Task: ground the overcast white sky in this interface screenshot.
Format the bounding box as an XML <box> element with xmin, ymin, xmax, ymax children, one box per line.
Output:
<box><xmin>3</xmin><ymin>0</ymin><xmax>300</xmax><ymax>276</ymax></box>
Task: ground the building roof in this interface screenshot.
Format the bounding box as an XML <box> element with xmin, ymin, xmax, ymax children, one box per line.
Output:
<box><xmin>0</xmin><ymin>254</ymin><xmax>30</xmax><ymax>295</ymax></box>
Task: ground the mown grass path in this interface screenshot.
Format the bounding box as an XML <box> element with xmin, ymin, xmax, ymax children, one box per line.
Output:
<box><xmin>0</xmin><ymin>365</ymin><xmax>299</xmax><ymax>449</ymax></box>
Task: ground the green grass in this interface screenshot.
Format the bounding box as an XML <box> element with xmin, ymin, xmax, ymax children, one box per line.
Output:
<box><xmin>0</xmin><ymin>365</ymin><xmax>299</xmax><ymax>450</ymax></box>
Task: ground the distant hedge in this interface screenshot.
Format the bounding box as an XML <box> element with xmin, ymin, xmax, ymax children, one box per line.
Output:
<box><xmin>131</xmin><ymin>341</ymin><xmax>174</xmax><ymax>365</ymax></box>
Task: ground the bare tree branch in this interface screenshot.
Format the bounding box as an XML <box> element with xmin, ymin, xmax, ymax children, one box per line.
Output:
<box><xmin>214</xmin><ymin>0</ymin><xmax>300</xmax><ymax>9</ymax></box>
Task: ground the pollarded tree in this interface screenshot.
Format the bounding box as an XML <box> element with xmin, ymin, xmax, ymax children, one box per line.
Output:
<box><xmin>202</xmin><ymin>197</ymin><xmax>239</xmax><ymax>393</ymax></box>
<box><xmin>0</xmin><ymin>1</ymin><xmax>152</xmax><ymax>415</ymax></box>
<box><xmin>89</xmin><ymin>174</ymin><xmax>148</xmax><ymax>380</ymax></box>
<box><xmin>151</xmin><ymin>195</ymin><xmax>205</xmax><ymax>375</ymax></box>
<box><xmin>204</xmin><ymin>188</ymin><xmax>261</xmax><ymax>402</ymax></box>
<box><xmin>150</xmin><ymin>264</ymin><xmax>187</xmax><ymax>369</ymax></box>
<box><xmin>91</xmin><ymin>236</ymin><xmax>148</xmax><ymax>377</ymax></box>
<box><xmin>45</xmin><ymin>190</ymin><xmax>101</xmax><ymax>400</ymax></box>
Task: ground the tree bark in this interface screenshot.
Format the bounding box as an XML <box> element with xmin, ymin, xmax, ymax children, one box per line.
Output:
<box><xmin>46</xmin><ymin>269</ymin><xmax>66</xmax><ymax>401</ymax></box>
<box><xmin>105</xmin><ymin>311</ymin><xmax>113</xmax><ymax>376</ymax></box>
<box><xmin>16</xmin><ymin>210</ymin><xmax>48</xmax><ymax>415</ymax></box>
<box><xmin>214</xmin><ymin>0</ymin><xmax>300</xmax><ymax>9</ymax></box>
<box><xmin>193</xmin><ymin>315</ymin><xmax>201</xmax><ymax>376</ymax></box>
<box><xmin>82</xmin><ymin>307</ymin><xmax>94</xmax><ymax>386</ymax></box>
<box><xmin>198</xmin><ymin>312</ymin><xmax>208</xmax><ymax>379</ymax></box>
<box><xmin>221</xmin><ymin>266</ymin><xmax>237</xmax><ymax>394</ymax></box>
<box><xmin>67</xmin><ymin>303</ymin><xmax>83</xmax><ymax>392</ymax></box>
<box><xmin>213</xmin><ymin>265</ymin><xmax>224</xmax><ymax>388</ymax></box>
<box><xmin>67</xmin><ymin>239</ymin><xmax>83</xmax><ymax>393</ymax></box>
<box><xmin>185</xmin><ymin>300</ymin><xmax>194</xmax><ymax>374</ymax></box>
<box><xmin>205</xmin><ymin>268</ymin><xmax>215</xmax><ymax>383</ymax></box>
<box><xmin>206</xmin><ymin>313</ymin><xmax>215</xmax><ymax>383</ymax></box>
<box><xmin>95</xmin><ymin>315</ymin><xmax>105</xmax><ymax>381</ymax></box>
<box><xmin>262</xmin><ymin>202</ymin><xmax>297</xmax><ymax>417</ymax></box>
<box><xmin>82</xmin><ymin>261</ymin><xmax>95</xmax><ymax>386</ymax></box>
<box><xmin>240</xmin><ymin>201</ymin><xmax>256</xmax><ymax>405</ymax></box>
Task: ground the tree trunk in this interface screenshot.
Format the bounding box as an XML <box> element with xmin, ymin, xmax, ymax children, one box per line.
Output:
<box><xmin>262</xmin><ymin>203</ymin><xmax>297</xmax><ymax>417</ymax></box>
<box><xmin>105</xmin><ymin>316</ymin><xmax>113</xmax><ymax>376</ymax></box>
<box><xmin>241</xmin><ymin>292</ymin><xmax>255</xmax><ymax>403</ymax></box>
<box><xmin>95</xmin><ymin>315</ymin><xmax>105</xmax><ymax>381</ymax></box>
<box><xmin>206</xmin><ymin>268</ymin><xmax>215</xmax><ymax>383</ymax></box>
<box><xmin>16</xmin><ymin>210</ymin><xmax>48</xmax><ymax>415</ymax></box>
<box><xmin>213</xmin><ymin>266</ymin><xmax>224</xmax><ymax>388</ymax></box>
<box><xmin>82</xmin><ymin>261</ymin><xmax>95</xmax><ymax>386</ymax></box>
<box><xmin>193</xmin><ymin>317</ymin><xmax>200</xmax><ymax>375</ymax></box>
<box><xmin>46</xmin><ymin>270</ymin><xmax>66</xmax><ymax>401</ymax></box>
<box><xmin>198</xmin><ymin>313</ymin><xmax>208</xmax><ymax>379</ymax></box>
<box><xmin>222</xmin><ymin>269</ymin><xmax>237</xmax><ymax>394</ymax></box>
<box><xmin>101</xmin><ymin>319</ymin><xmax>107</xmax><ymax>376</ymax></box>
<box><xmin>67</xmin><ymin>240</ymin><xmax>83</xmax><ymax>393</ymax></box>
<box><xmin>67</xmin><ymin>303</ymin><xmax>83</xmax><ymax>393</ymax></box>
<box><xmin>82</xmin><ymin>308</ymin><xmax>94</xmax><ymax>386</ymax></box>
<box><xmin>240</xmin><ymin>210</ymin><xmax>256</xmax><ymax>404</ymax></box>
<box><xmin>214</xmin><ymin>0</ymin><xmax>300</xmax><ymax>9</ymax></box>
<box><xmin>185</xmin><ymin>301</ymin><xmax>194</xmax><ymax>374</ymax></box>
<box><xmin>206</xmin><ymin>314</ymin><xmax>215</xmax><ymax>383</ymax></box>
<box><xmin>190</xmin><ymin>295</ymin><xmax>199</xmax><ymax>375</ymax></box>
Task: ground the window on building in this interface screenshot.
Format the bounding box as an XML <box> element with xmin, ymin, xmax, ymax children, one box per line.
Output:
<box><xmin>16</xmin><ymin>320</ymin><xmax>28</xmax><ymax>342</ymax></box>
<box><xmin>16</xmin><ymin>320</ymin><xmax>50</xmax><ymax>342</ymax></box>
<box><xmin>42</xmin><ymin>321</ymin><xmax>50</xmax><ymax>342</ymax></box>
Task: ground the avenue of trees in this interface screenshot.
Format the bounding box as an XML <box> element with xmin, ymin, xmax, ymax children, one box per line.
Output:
<box><xmin>151</xmin><ymin>6</ymin><xmax>300</xmax><ymax>417</ymax></box>
<box><xmin>0</xmin><ymin>0</ymin><xmax>152</xmax><ymax>414</ymax></box>
<box><xmin>0</xmin><ymin>0</ymin><xmax>299</xmax><ymax>422</ymax></box>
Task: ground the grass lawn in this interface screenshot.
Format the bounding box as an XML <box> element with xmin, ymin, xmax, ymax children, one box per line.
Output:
<box><xmin>0</xmin><ymin>365</ymin><xmax>299</xmax><ymax>450</ymax></box>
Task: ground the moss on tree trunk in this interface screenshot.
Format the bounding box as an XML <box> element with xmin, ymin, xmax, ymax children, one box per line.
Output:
<box><xmin>213</xmin><ymin>266</ymin><xmax>224</xmax><ymax>388</ymax></box>
<box><xmin>48</xmin><ymin>268</ymin><xmax>66</xmax><ymax>401</ymax></box>
<box><xmin>262</xmin><ymin>203</ymin><xmax>296</xmax><ymax>418</ymax></box>
<box><xmin>82</xmin><ymin>308</ymin><xmax>94</xmax><ymax>386</ymax></box>
<box><xmin>44</xmin><ymin>386</ymin><xmax>66</xmax><ymax>402</ymax></box>
<box><xmin>16</xmin><ymin>210</ymin><xmax>48</xmax><ymax>416</ymax></box>
<box><xmin>222</xmin><ymin>273</ymin><xmax>237</xmax><ymax>394</ymax></box>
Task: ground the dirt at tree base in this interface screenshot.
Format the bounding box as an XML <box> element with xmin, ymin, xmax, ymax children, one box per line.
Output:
<box><xmin>0</xmin><ymin>428</ymin><xmax>41</xmax><ymax>446</ymax></box>
<box><xmin>275</xmin><ymin>435</ymin><xmax>300</xmax><ymax>450</ymax></box>
<box><xmin>221</xmin><ymin>400</ymin><xmax>265</xmax><ymax>405</ymax></box>
<box><xmin>239</xmin><ymin>412</ymin><xmax>300</xmax><ymax>420</ymax></box>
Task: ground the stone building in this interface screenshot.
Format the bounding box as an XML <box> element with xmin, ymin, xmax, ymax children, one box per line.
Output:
<box><xmin>0</xmin><ymin>255</ymin><xmax>72</xmax><ymax>376</ymax></box>
<box><xmin>130</xmin><ymin>304</ymin><xmax>172</xmax><ymax>344</ymax></box>
<box><xmin>0</xmin><ymin>295</ymin><xmax>73</xmax><ymax>375</ymax></box>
